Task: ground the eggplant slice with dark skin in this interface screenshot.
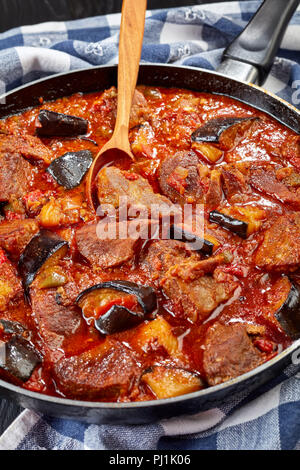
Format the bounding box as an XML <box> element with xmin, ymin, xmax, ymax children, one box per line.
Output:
<box><xmin>47</xmin><ymin>150</ymin><xmax>93</xmax><ymax>189</ymax></box>
<box><xmin>169</xmin><ymin>224</ymin><xmax>214</xmax><ymax>256</ymax></box>
<box><xmin>0</xmin><ymin>336</ymin><xmax>41</xmax><ymax>382</ymax></box>
<box><xmin>36</xmin><ymin>110</ymin><xmax>88</xmax><ymax>137</ymax></box>
<box><xmin>275</xmin><ymin>282</ymin><xmax>300</xmax><ymax>339</ymax></box>
<box><xmin>94</xmin><ymin>305</ymin><xmax>144</xmax><ymax>336</ymax></box>
<box><xmin>0</xmin><ymin>319</ymin><xmax>25</xmax><ymax>335</ymax></box>
<box><xmin>76</xmin><ymin>281</ymin><xmax>158</xmax><ymax>335</ymax></box>
<box><xmin>18</xmin><ymin>230</ymin><xmax>68</xmax><ymax>288</ymax></box>
<box><xmin>191</xmin><ymin>117</ymin><xmax>257</xmax><ymax>143</ymax></box>
<box><xmin>209</xmin><ymin>210</ymin><xmax>248</xmax><ymax>239</ymax></box>
<box><xmin>76</xmin><ymin>281</ymin><xmax>157</xmax><ymax>316</ymax></box>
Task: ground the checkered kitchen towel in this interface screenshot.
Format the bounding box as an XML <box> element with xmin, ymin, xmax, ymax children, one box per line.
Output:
<box><xmin>0</xmin><ymin>1</ymin><xmax>300</xmax><ymax>450</ymax></box>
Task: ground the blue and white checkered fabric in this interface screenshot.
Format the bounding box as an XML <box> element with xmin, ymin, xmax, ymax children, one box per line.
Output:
<box><xmin>0</xmin><ymin>1</ymin><xmax>299</xmax><ymax>450</ymax></box>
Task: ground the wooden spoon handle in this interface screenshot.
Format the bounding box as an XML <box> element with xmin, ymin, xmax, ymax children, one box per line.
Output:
<box><xmin>113</xmin><ymin>0</ymin><xmax>147</xmax><ymax>143</ymax></box>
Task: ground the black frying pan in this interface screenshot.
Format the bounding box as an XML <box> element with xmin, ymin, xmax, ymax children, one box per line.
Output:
<box><xmin>0</xmin><ymin>0</ymin><xmax>300</xmax><ymax>424</ymax></box>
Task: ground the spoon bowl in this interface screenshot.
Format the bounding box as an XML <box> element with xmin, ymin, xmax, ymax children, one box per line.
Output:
<box><xmin>86</xmin><ymin>141</ymin><xmax>134</xmax><ymax>210</ymax></box>
<box><xmin>86</xmin><ymin>0</ymin><xmax>147</xmax><ymax>209</ymax></box>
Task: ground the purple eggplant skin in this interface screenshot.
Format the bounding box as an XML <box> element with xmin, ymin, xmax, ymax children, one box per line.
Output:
<box><xmin>0</xmin><ymin>319</ymin><xmax>25</xmax><ymax>335</ymax></box>
<box><xmin>18</xmin><ymin>230</ymin><xmax>68</xmax><ymax>288</ymax></box>
<box><xmin>76</xmin><ymin>280</ymin><xmax>158</xmax><ymax>316</ymax></box>
<box><xmin>191</xmin><ymin>117</ymin><xmax>257</xmax><ymax>143</ymax></box>
<box><xmin>169</xmin><ymin>224</ymin><xmax>214</xmax><ymax>255</ymax></box>
<box><xmin>275</xmin><ymin>282</ymin><xmax>300</xmax><ymax>340</ymax></box>
<box><xmin>209</xmin><ymin>210</ymin><xmax>248</xmax><ymax>239</ymax></box>
<box><xmin>36</xmin><ymin>109</ymin><xmax>88</xmax><ymax>137</ymax></box>
<box><xmin>47</xmin><ymin>150</ymin><xmax>93</xmax><ymax>189</ymax></box>
<box><xmin>94</xmin><ymin>305</ymin><xmax>144</xmax><ymax>336</ymax></box>
<box><xmin>0</xmin><ymin>201</ymin><xmax>6</xmax><ymax>214</ymax></box>
<box><xmin>0</xmin><ymin>336</ymin><xmax>41</xmax><ymax>382</ymax></box>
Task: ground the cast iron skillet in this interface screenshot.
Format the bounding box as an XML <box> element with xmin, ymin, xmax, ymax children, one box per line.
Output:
<box><xmin>0</xmin><ymin>0</ymin><xmax>300</xmax><ymax>424</ymax></box>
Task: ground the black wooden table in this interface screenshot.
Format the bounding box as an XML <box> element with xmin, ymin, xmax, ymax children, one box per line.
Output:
<box><xmin>0</xmin><ymin>0</ymin><xmax>248</xmax><ymax>437</ymax></box>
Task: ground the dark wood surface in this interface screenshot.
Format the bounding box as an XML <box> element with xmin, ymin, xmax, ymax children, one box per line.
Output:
<box><xmin>0</xmin><ymin>0</ymin><xmax>247</xmax><ymax>437</ymax></box>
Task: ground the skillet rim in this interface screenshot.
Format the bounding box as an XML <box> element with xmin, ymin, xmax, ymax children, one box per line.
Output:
<box><xmin>0</xmin><ymin>62</ymin><xmax>299</xmax><ymax>411</ymax></box>
<box><xmin>1</xmin><ymin>63</ymin><xmax>300</xmax><ymax>131</ymax></box>
<box><xmin>0</xmin><ymin>338</ymin><xmax>299</xmax><ymax>409</ymax></box>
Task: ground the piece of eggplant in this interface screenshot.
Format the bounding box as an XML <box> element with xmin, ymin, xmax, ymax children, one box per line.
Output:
<box><xmin>191</xmin><ymin>117</ymin><xmax>256</xmax><ymax>143</ymax></box>
<box><xmin>169</xmin><ymin>224</ymin><xmax>214</xmax><ymax>255</ymax></box>
<box><xmin>94</xmin><ymin>305</ymin><xmax>144</xmax><ymax>335</ymax></box>
<box><xmin>209</xmin><ymin>210</ymin><xmax>248</xmax><ymax>239</ymax></box>
<box><xmin>0</xmin><ymin>201</ymin><xmax>6</xmax><ymax>214</ymax></box>
<box><xmin>47</xmin><ymin>150</ymin><xmax>93</xmax><ymax>189</ymax></box>
<box><xmin>76</xmin><ymin>280</ymin><xmax>157</xmax><ymax>316</ymax></box>
<box><xmin>18</xmin><ymin>230</ymin><xmax>68</xmax><ymax>288</ymax></box>
<box><xmin>0</xmin><ymin>319</ymin><xmax>25</xmax><ymax>335</ymax></box>
<box><xmin>0</xmin><ymin>336</ymin><xmax>41</xmax><ymax>382</ymax></box>
<box><xmin>36</xmin><ymin>110</ymin><xmax>88</xmax><ymax>137</ymax></box>
<box><xmin>275</xmin><ymin>282</ymin><xmax>300</xmax><ymax>339</ymax></box>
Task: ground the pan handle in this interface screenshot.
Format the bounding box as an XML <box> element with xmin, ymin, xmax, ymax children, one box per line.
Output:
<box><xmin>217</xmin><ymin>0</ymin><xmax>299</xmax><ymax>85</ymax></box>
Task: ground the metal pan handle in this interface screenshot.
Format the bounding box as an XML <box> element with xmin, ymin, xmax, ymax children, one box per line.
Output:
<box><xmin>217</xmin><ymin>0</ymin><xmax>299</xmax><ymax>85</ymax></box>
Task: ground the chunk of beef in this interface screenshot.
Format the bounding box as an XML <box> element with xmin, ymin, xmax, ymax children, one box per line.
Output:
<box><xmin>158</xmin><ymin>151</ymin><xmax>203</xmax><ymax>205</ymax></box>
<box><xmin>203</xmin><ymin>323</ymin><xmax>265</xmax><ymax>385</ymax></box>
<box><xmin>97</xmin><ymin>167</ymin><xmax>172</xmax><ymax>216</ymax></box>
<box><xmin>218</xmin><ymin>117</ymin><xmax>258</xmax><ymax>150</ymax></box>
<box><xmin>0</xmin><ymin>134</ymin><xmax>53</xmax><ymax>164</ymax></box>
<box><xmin>205</xmin><ymin>169</ymin><xmax>223</xmax><ymax>209</ymax></box>
<box><xmin>130</xmin><ymin>89</ymin><xmax>150</xmax><ymax>128</ymax></box>
<box><xmin>222</xmin><ymin>165</ymin><xmax>247</xmax><ymax>201</ymax></box>
<box><xmin>167</xmin><ymin>252</ymin><xmax>232</xmax><ymax>281</ymax></box>
<box><xmin>143</xmin><ymin>241</ymin><xmax>236</xmax><ymax>322</ymax></box>
<box><xmin>75</xmin><ymin>221</ymin><xmax>141</xmax><ymax>269</ymax></box>
<box><xmin>0</xmin><ymin>152</ymin><xmax>32</xmax><ymax>201</ymax></box>
<box><xmin>249</xmin><ymin>165</ymin><xmax>300</xmax><ymax>209</ymax></box>
<box><xmin>0</xmin><ymin>256</ymin><xmax>23</xmax><ymax>311</ymax></box>
<box><xmin>142</xmin><ymin>239</ymin><xmax>201</xmax><ymax>281</ymax></box>
<box><xmin>0</xmin><ymin>219</ymin><xmax>39</xmax><ymax>261</ymax></box>
<box><xmin>281</xmin><ymin>135</ymin><xmax>300</xmax><ymax>170</ymax></box>
<box><xmin>30</xmin><ymin>287</ymin><xmax>83</xmax><ymax>352</ymax></box>
<box><xmin>162</xmin><ymin>273</ymin><xmax>237</xmax><ymax>323</ymax></box>
<box><xmin>254</xmin><ymin>214</ymin><xmax>300</xmax><ymax>271</ymax></box>
<box><xmin>53</xmin><ymin>340</ymin><xmax>141</xmax><ymax>399</ymax></box>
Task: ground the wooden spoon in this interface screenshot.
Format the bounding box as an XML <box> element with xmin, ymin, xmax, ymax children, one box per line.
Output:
<box><xmin>86</xmin><ymin>0</ymin><xmax>147</xmax><ymax>209</ymax></box>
